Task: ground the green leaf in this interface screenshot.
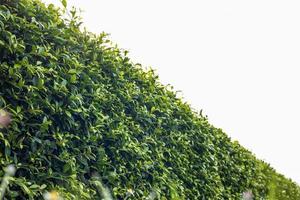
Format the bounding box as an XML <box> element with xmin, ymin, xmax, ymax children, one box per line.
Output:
<box><xmin>37</xmin><ymin>78</ymin><xmax>44</xmax><ymax>89</ymax></box>
<box><xmin>61</xmin><ymin>0</ymin><xmax>67</xmax><ymax>8</ymax></box>
<box><xmin>70</xmin><ymin>74</ymin><xmax>76</xmax><ymax>83</ymax></box>
<box><xmin>68</xmin><ymin>69</ymin><xmax>77</xmax><ymax>74</ymax></box>
<box><xmin>40</xmin><ymin>184</ymin><xmax>47</xmax><ymax>190</ymax></box>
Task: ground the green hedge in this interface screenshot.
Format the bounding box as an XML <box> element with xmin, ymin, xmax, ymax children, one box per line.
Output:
<box><xmin>0</xmin><ymin>0</ymin><xmax>299</xmax><ymax>199</ymax></box>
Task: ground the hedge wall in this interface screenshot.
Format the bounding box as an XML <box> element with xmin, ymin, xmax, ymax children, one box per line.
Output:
<box><xmin>0</xmin><ymin>0</ymin><xmax>299</xmax><ymax>199</ymax></box>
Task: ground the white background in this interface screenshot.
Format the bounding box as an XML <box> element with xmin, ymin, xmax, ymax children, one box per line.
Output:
<box><xmin>43</xmin><ymin>0</ymin><xmax>300</xmax><ymax>184</ymax></box>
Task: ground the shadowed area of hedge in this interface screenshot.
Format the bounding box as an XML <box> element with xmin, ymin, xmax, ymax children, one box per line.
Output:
<box><xmin>0</xmin><ymin>0</ymin><xmax>299</xmax><ymax>199</ymax></box>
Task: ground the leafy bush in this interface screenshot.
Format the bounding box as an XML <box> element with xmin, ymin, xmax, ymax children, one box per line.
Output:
<box><xmin>0</xmin><ymin>0</ymin><xmax>299</xmax><ymax>199</ymax></box>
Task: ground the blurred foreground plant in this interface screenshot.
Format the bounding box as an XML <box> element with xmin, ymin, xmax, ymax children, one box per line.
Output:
<box><xmin>91</xmin><ymin>175</ymin><xmax>113</xmax><ymax>200</ymax></box>
<box><xmin>0</xmin><ymin>110</ymin><xmax>14</xmax><ymax>199</ymax></box>
<box><xmin>0</xmin><ymin>165</ymin><xmax>16</xmax><ymax>199</ymax></box>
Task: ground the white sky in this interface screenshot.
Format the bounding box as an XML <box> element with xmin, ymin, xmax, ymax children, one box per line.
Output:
<box><xmin>42</xmin><ymin>0</ymin><xmax>300</xmax><ymax>184</ymax></box>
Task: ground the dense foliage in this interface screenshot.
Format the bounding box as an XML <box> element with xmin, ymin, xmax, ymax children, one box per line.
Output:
<box><xmin>0</xmin><ymin>0</ymin><xmax>299</xmax><ymax>199</ymax></box>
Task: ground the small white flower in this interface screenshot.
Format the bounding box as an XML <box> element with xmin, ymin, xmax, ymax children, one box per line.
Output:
<box><xmin>5</xmin><ymin>165</ymin><xmax>16</xmax><ymax>176</ymax></box>
<box><xmin>0</xmin><ymin>110</ymin><xmax>11</xmax><ymax>128</ymax></box>
<box><xmin>242</xmin><ymin>190</ymin><xmax>254</xmax><ymax>200</ymax></box>
<box><xmin>127</xmin><ymin>188</ymin><xmax>134</xmax><ymax>195</ymax></box>
<box><xmin>43</xmin><ymin>191</ymin><xmax>62</xmax><ymax>200</ymax></box>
